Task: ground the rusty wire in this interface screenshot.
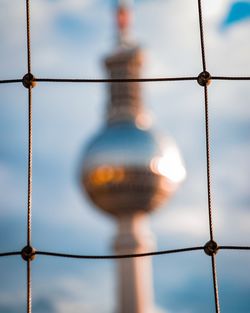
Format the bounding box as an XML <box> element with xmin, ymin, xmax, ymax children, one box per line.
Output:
<box><xmin>211</xmin><ymin>254</ymin><xmax>220</xmax><ymax>313</ymax></box>
<box><xmin>197</xmin><ymin>0</ymin><xmax>207</xmax><ymax>71</ymax></box>
<box><xmin>24</xmin><ymin>1</ymin><xmax>33</xmax><ymax>313</ymax></box>
<box><xmin>197</xmin><ymin>0</ymin><xmax>220</xmax><ymax>311</ymax></box>
<box><xmin>27</xmin><ymin>261</ymin><xmax>32</xmax><ymax>313</ymax></box>
<box><xmin>203</xmin><ymin>85</ymin><xmax>214</xmax><ymax>241</ymax></box>
<box><xmin>27</xmin><ymin>86</ymin><xmax>32</xmax><ymax>248</ymax></box>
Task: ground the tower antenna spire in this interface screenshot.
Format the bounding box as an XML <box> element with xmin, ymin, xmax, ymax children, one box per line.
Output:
<box><xmin>116</xmin><ymin>0</ymin><xmax>134</xmax><ymax>46</ymax></box>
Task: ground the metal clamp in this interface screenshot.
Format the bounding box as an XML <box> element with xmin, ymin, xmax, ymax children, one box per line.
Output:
<box><xmin>21</xmin><ymin>245</ymin><xmax>36</xmax><ymax>261</ymax></box>
<box><xmin>204</xmin><ymin>240</ymin><xmax>218</xmax><ymax>256</ymax></box>
<box><xmin>22</xmin><ymin>73</ymin><xmax>36</xmax><ymax>89</ymax></box>
<box><xmin>197</xmin><ymin>71</ymin><xmax>211</xmax><ymax>86</ymax></box>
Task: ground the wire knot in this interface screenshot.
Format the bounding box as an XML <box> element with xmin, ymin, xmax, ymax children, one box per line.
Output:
<box><xmin>21</xmin><ymin>245</ymin><xmax>36</xmax><ymax>261</ymax></box>
<box><xmin>197</xmin><ymin>71</ymin><xmax>211</xmax><ymax>86</ymax></box>
<box><xmin>22</xmin><ymin>73</ymin><xmax>36</xmax><ymax>89</ymax></box>
<box><xmin>204</xmin><ymin>240</ymin><xmax>218</xmax><ymax>256</ymax></box>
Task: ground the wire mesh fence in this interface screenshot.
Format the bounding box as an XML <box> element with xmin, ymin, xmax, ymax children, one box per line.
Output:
<box><xmin>0</xmin><ymin>1</ymin><xmax>250</xmax><ymax>313</ymax></box>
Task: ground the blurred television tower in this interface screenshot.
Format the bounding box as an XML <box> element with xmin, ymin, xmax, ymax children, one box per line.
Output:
<box><xmin>80</xmin><ymin>1</ymin><xmax>186</xmax><ymax>312</ymax></box>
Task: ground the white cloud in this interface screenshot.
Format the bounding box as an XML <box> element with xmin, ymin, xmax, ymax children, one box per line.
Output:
<box><xmin>152</xmin><ymin>204</ymin><xmax>215</xmax><ymax>242</ymax></box>
<box><xmin>36</xmin><ymin>272</ymin><xmax>115</xmax><ymax>313</ymax></box>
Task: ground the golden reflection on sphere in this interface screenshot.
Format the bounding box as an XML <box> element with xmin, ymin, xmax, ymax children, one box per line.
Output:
<box><xmin>81</xmin><ymin>121</ymin><xmax>185</xmax><ymax>217</ymax></box>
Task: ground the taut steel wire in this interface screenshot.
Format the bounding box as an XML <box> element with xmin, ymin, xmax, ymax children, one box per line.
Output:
<box><xmin>1</xmin><ymin>76</ymin><xmax>250</xmax><ymax>85</ymax></box>
<box><xmin>25</xmin><ymin>0</ymin><xmax>33</xmax><ymax>312</ymax></box>
<box><xmin>1</xmin><ymin>245</ymin><xmax>249</xmax><ymax>259</ymax></box>
<box><xmin>0</xmin><ymin>0</ymin><xmax>249</xmax><ymax>312</ymax></box>
<box><xmin>197</xmin><ymin>0</ymin><xmax>220</xmax><ymax>310</ymax></box>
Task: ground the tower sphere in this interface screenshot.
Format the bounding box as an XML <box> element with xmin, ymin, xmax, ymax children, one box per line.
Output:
<box><xmin>80</xmin><ymin>3</ymin><xmax>185</xmax><ymax>219</ymax></box>
<box><xmin>81</xmin><ymin>120</ymin><xmax>186</xmax><ymax>217</ymax></box>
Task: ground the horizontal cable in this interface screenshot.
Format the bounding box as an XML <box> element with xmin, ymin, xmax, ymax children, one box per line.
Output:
<box><xmin>211</xmin><ymin>76</ymin><xmax>250</xmax><ymax>81</ymax></box>
<box><xmin>36</xmin><ymin>246</ymin><xmax>203</xmax><ymax>259</ymax></box>
<box><xmin>36</xmin><ymin>76</ymin><xmax>250</xmax><ymax>82</ymax></box>
<box><xmin>35</xmin><ymin>77</ymin><xmax>197</xmax><ymax>83</ymax></box>
<box><xmin>0</xmin><ymin>79</ymin><xmax>22</xmax><ymax>84</ymax></box>
<box><xmin>1</xmin><ymin>76</ymin><xmax>250</xmax><ymax>85</ymax></box>
<box><xmin>0</xmin><ymin>251</ymin><xmax>21</xmax><ymax>257</ymax></box>
<box><xmin>0</xmin><ymin>246</ymin><xmax>249</xmax><ymax>259</ymax></box>
<box><xmin>219</xmin><ymin>246</ymin><xmax>250</xmax><ymax>251</ymax></box>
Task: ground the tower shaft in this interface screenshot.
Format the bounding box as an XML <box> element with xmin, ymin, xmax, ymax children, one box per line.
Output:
<box><xmin>114</xmin><ymin>215</ymin><xmax>155</xmax><ymax>313</ymax></box>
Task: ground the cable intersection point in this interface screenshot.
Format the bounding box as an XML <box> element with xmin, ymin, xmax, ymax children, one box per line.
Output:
<box><xmin>204</xmin><ymin>240</ymin><xmax>218</xmax><ymax>256</ymax></box>
<box><xmin>198</xmin><ymin>71</ymin><xmax>211</xmax><ymax>86</ymax></box>
<box><xmin>21</xmin><ymin>245</ymin><xmax>36</xmax><ymax>261</ymax></box>
<box><xmin>22</xmin><ymin>73</ymin><xmax>36</xmax><ymax>89</ymax></box>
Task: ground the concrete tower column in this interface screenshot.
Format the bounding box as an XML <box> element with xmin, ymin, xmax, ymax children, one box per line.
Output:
<box><xmin>114</xmin><ymin>214</ymin><xmax>155</xmax><ymax>313</ymax></box>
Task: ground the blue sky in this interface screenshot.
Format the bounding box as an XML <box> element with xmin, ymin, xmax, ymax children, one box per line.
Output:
<box><xmin>0</xmin><ymin>0</ymin><xmax>250</xmax><ymax>312</ymax></box>
<box><xmin>222</xmin><ymin>1</ymin><xmax>250</xmax><ymax>27</ymax></box>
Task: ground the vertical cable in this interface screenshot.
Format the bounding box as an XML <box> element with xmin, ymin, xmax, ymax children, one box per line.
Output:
<box><xmin>25</xmin><ymin>1</ymin><xmax>33</xmax><ymax>313</ymax></box>
<box><xmin>27</xmin><ymin>260</ymin><xmax>32</xmax><ymax>313</ymax></box>
<box><xmin>26</xmin><ymin>0</ymin><xmax>31</xmax><ymax>74</ymax></box>
<box><xmin>25</xmin><ymin>0</ymin><xmax>33</xmax><ymax>250</ymax></box>
<box><xmin>204</xmin><ymin>86</ymin><xmax>213</xmax><ymax>241</ymax></box>
<box><xmin>27</xmin><ymin>86</ymin><xmax>33</xmax><ymax>247</ymax></box>
<box><xmin>204</xmin><ymin>87</ymin><xmax>220</xmax><ymax>313</ymax></box>
<box><xmin>197</xmin><ymin>1</ymin><xmax>220</xmax><ymax>312</ymax></box>
<box><xmin>211</xmin><ymin>255</ymin><xmax>220</xmax><ymax>313</ymax></box>
<box><xmin>197</xmin><ymin>0</ymin><xmax>207</xmax><ymax>71</ymax></box>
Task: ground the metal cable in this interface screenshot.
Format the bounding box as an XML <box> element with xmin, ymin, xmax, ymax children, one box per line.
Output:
<box><xmin>211</xmin><ymin>255</ymin><xmax>220</xmax><ymax>313</ymax></box>
<box><xmin>35</xmin><ymin>246</ymin><xmax>204</xmax><ymax>259</ymax></box>
<box><xmin>27</xmin><ymin>86</ymin><xmax>33</xmax><ymax>247</ymax></box>
<box><xmin>0</xmin><ymin>79</ymin><xmax>23</xmax><ymax>84</ymax></box>
<box><xmin>27</xmin><ymin>260</ymin><xmax>32</xmax><ymax>313</ymax></box>
<box><xmin>26</xmin><ymin>0</ymin><xmax>31</xmax><ymax>74</ymax></box>
<box><xmin>197</xmin><ymin>0</ymin><xmax>207</xmax><ymax>71</ymax></box>
<box><xmin>25</xmin><ymin>1</ymin><xmax>33</xmax><ymax>313</ymax></box>
<box><xmin>0</xmin><ymin>76</ymin><xmax>250</xmax><ymax>85</ymax></box>
<box><xmin>204</xmin><ymin>86</ymin><xmax>214</xmax><ymax>241</ymax></box>
<box><xmin>211</xmin><ymin>76</ymin><xmax>250</xmax><ymax>81</ymax></box>
<box><xmin>197</xmin><ymin>1</ymin><xmax>220</xmax><ymax>312</ymax></box>
<box><xmin>36</xmin><ymin>77</ymin><xmax>197</xmax><ymax>83</ymax></box>
<box><xmin>0</xmin><ymin>251</ymin><xmax>21</xmax><ymax>257</ymax></box>
<box><xmin>219</xmin><ymin>246</ymin><xmax>250</xmax><ymax>251</ymax></box>
<box><xmin>1</xmin><ymin>245</ymin><xmax>250</xmax><ymax>259</ymax></box>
